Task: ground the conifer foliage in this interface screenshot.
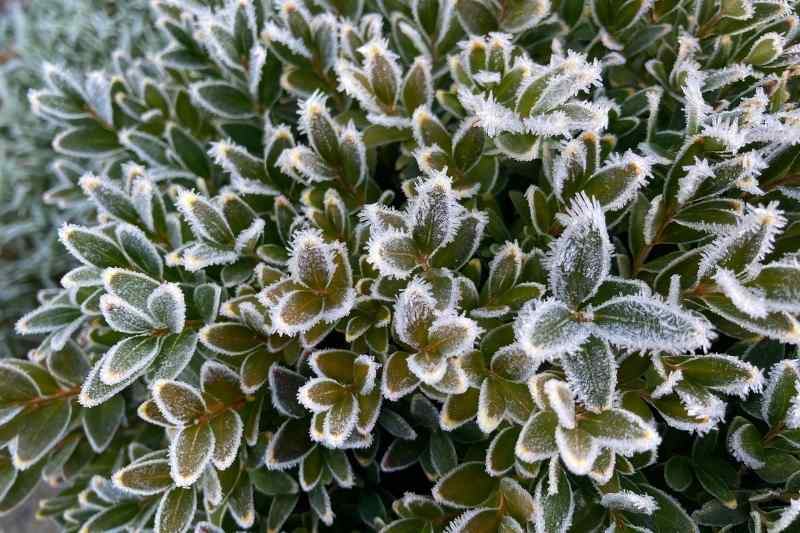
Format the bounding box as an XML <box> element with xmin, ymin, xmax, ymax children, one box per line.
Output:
<box><xmin>4</xmin><ymin>0</ymin><xmax>800</xmax><ymax>531</ymax></box>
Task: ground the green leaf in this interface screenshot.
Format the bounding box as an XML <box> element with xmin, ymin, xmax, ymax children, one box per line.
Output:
<box><xmin>432</xmin><ymin>462</ymin><xmax>499</xmax><ymax>508</ymax></box>
<box><xmin>0</xmin><ymin>460</ymin><xmax>44</xmax><ymax>516</ymax></box>
<box><xmin>191</xmin><ymin>81</ymin><xmax>254</xmax><ymax>119</ymax></box>
<box><xmin>267</xmin><ymin>494</ymin><xmax>299</xmax><ymax>533</ymax></box>
<box><xmin>170</xmin><ymin>423</ymin><xmax>214</xmax><ymax>487</ymax></box>
<box><xmin>694</xmin><ymin>460</ymin><xmax>738</xmax><ymax>510</ymax></box>
<box><xmin>153</xmin><ymin>380</ymin><xmax>206</xmax><ymax>426</ymax></box>
<box><xmin>455</xmin><ymin>0</ymin><xmax>499</xmax><ymax>34</ymax></box>
<box><xmin>100</xmin><ymin>335</ymin><xmax>161</xmax><ymax>385</ymax></box>
<box><xmin>664</xmin><ymin>456</ymin><xmax>693</xmax><ymax>492</ymax></box>
<box><xmin>762</xmin><ymin>360</ymin><xmax>800</xmax><ymax>426</ymax></box>
<box><xmin>12</xmin><ymin>398</ymin><xmax>71</xmax><ymax>469</ymax></box>
<box><xmin>79</xmin><ymin>501</ymin><xmax>141</xmax><ymax>533</ymax></box>
<box><xmin>199</xmin><ymin>322</ymin><xmax>263</xmax><ymax>355</ymax></box>
<box><xmin>266</xmin><ymin>418</ymin><xmax>313</xmax><ymax>469</ymax></box>
<box><xmin>580</xmin><ymin>408</ymin><xmax>660</xmax><ymax>453</ymax></box>
<box><xmin>59</xmin><ymin>224</ymin><xmax>128</xmax><ymax>268</ymax></box>
<box><xmin>53</xmin><ymin>124</ymin><xmax>120</xmax><ymax>157</ymax></box>
<box><xmin>268</xmin><ymin>364</ymin><xmax>307</xmax><ymax>418</ymax></box>
<box><xmin>561</xmin><ymin>337</ymin><xmax>616</xmax><ymax>413</ymax></box>
<box><xmin>548</xmin><ymin>193</ymin><xmax>611</xmax><ymax>305</ymax></box>
<box><xmin>82</xmin><ymin>394</ymin><xmax>124</xmax><ymax>453</ymax></box>
<box><xmin>486</xmin><ymin>426</ymin><xmax>519</xmax><ymax>476</ymax></box>
<box><xmin>533</xmin><ymin>462</ymin><xmax>574</xmax><ymax>533</ymax></box>
<box><xmin>630</xmin><ymin>484</ymin><xmax>698</xmax><ymax>533</ymax></box>
<box><xmin>155</xmin><ymin>487</ymin><xmax>196</xmax><ymax>533</ymax></box>
<box><xmin>113</xmin><ymin>459</ymin><xmax>173</xmax><ymax>496</ymax></box>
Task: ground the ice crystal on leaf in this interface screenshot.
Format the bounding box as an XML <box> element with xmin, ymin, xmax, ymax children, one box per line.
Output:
<box><xmin>7</xmin><ymin>0</ymin><xmax>800</xmax><ymax>531</ymax></box>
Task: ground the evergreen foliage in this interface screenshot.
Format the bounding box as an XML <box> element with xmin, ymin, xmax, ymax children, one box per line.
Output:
<box><xmin>3</xmin><ymin>0</ymin><xmax>800</xmax><ymax>531</ymax></box>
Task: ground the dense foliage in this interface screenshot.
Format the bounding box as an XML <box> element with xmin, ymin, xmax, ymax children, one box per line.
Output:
<box><xmin>3</xmin><ymin>0</ymin><xmax>800</xmax><ymax>531</ymax></box>
<box><xmin>0</xmin><ymin>0</ymin><xmax>153</xmax><ymax>354</ymax></box>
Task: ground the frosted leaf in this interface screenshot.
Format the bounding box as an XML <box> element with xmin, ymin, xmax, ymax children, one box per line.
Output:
<box><xmin>428</xmin><ymin>314</ymin><xmax>480</xmax><ymax>358</ymax></box>
<box><xmin>533</xmin><ymin>461</ymin><xmax>574</xmax><ymax>533</ymax></box>
<box><xmin>115</xmin><ymin>224</ymin><xmax>163</xmax><ymax>279</ymax></box>
<box><xmin>277</xmin><ymin>145</ymin><xmax>337</xmax><ymax>183</ymax></box>
<box><xmin>181</xmin><ymin>243</ymin><xmax>239</xmax><ymax>272</ymax></box>
<box><xmin>407</xmin><ymin>351</ymin><xmax>448</xmax><ymax>385</ymax></box>
<box><xmin>58</xmin><ymin>223</ymin><xmax>127</xmax><ymax>269</ymax></box>
<box><xmin>589</xmin><ymin>449</ymin><xmax>616</xmax><ymax>486</ymax></box>
<box><xmin>714</xmin><ymin>268</ymin><xmax>768</xmax><ymax>318</ymax></box>
<box><xmin>353</xmin><ymin>354</ymin><xmax>380</xmax><ymax>395</ymax></box>
<box><xmin>674</xmin><ymin>384</ymin><xmax>727</xmax><ymax>434</ymax></box>
<box><xmin>545</xmin><ymin>380</ymin><xmax>576</xmax><ymax>429</ymax></box>
<box><xmin>410</xmin><ymin>173</ymin><xmax>463</xmax><ymax>255</ymax></box>
<box><xmin>152</xmin><ymin>379</ymin><xmax>206</xmax><ymax>427</ymax></box>
<box><xmin>360</xmin><ymin>203</ymin><xmax>407</xmax><ymax>232</ymax></box>
<box><xmin>592</xmin><ymin>295</ymin><xmax>713</xmax><ymax>353</ymax></box>
<box><xmin>209</xmin><ymin>410</ymin><xmax>242</xmax><ymax>471</ymax></box>
<box><xmin>429</xmin><ymin>358</ymin><xmax>469</xmax><ymax>395</ymax></box>
<box><xmin>749</xmin><ymin>259</ymin><xmax>800</xmax><ymax>314</ymax></box>
<box><xmin>549</xmin><ymin>193</ymin><xmax>611</xmax><ymax>305</ymax></box>
<box><xmin>335</xmin><ymin>59</ymin><xmax>382</xmax><ymax>115</ymax></box>
<box><xmin>367</xmin><ymin>229</ymin><xmax>418</xmax><ymax>279</ymax></box>
<box><xmin>652</xmin><ymin>370</ymin><xmax>683</xmax><ymax>399</ymax></box>
<box><xmin>169</xmin><ymin>424</ymin><xmax>214</xmax><ymax>487</ymax></box>
<box><xmin>600</xmin><ymin>491</ymin><xmax>658</xmax><ymax>515</ymax></box>
<box><xmin>550</xmin><ymin>101</ymin><xmax>609</xmax><ymax>133</ymax></box>
<box><xmin>486</xmin><ymin>242</ymin><xmax>524</xmax><ymax>298</ymax></box>
<box><xmin>298</xmin><ymin>92</ymin><xmax>340</xmax><ymax>162</ymax></box>
<box><xmin>323</xmin><ymin>395</ymin><xmax>359</xmax><ymax>448</ymax></box>
<box><xmin>234</xmin><ymin>218</ymin><xmax>266</xmax><ymax>254</ymax></box>
<box><xmin>288</xmin><ymin>229</ymin><xmax>334</xmax><ymax>290</ymax></box>
<box><xmin>100</xmin><ymin>294</ymin><xmax>156</xmax><ymax>334</ymax></box>
<box><xmin>702</xmin><ymin>115</ymin><xmax>748</xmax><ymax>152</ymax></box>
<box><xmin>393</xmin><ymin>279</ymin><xmax>437</xmax><ymax>349</ymax></box>
<box><xmin>555</xmin><ymin>426</ymin><xmax>600</xmax><ymax>475</ymax></box>
<box><xmin>100</xmin><ymin>335</ymin><xmax>161</xmax><ymax>386</ymax></box>
<box><xmin>561</xmin><ymin>337</ymin><xmax>616</xmax><ymax>413</ymax></box>
<box><xmin>761</xmin><ymin>360</ymin><xmax>800</xmax><ymax>426</ymax></box>
<box><xmin>175</xmin><ymin>189</ymin><xmax>234</xmax><ymax>246</ymax></box>
<box><xmin>298</xmin><ymin>378</ymin><xmax>346</xmax><ymax>413</ymax></box>
<box><xmin>702</xmin><ymin>293</ymin><xmax>800</xmax><ymax>345</ymax></box>
<box><xmin>491</xmin><ymin>344</ymin><xmax>539</xmax><ymax>383</ymax></box>
<box><xmin>477</xmin><ymin>377</ymin><xmax>506</xmax><ymax>434</ymax></box>
<box><xmin>443</xmin><ymin>508</ymin><xmax>502</xmax><ymax>533</ymax></box>
<box><xmin>584</xmin><ymin>151</ymin><xmax>653</xmax><ymax>211</ymax></box>
<box><xmin>552</xmin><ymin>139</ymin><xmax>587</xmax><ymax>200</ymax></box>
<box><xmin>457</xmin><ymin>89</ymin><xmax>524</xmax><ymax>137</ymax></box>
<box><xmin>263</xmin><ymin>20</ymin><xmax>311</xmax><ymax>59</ymax></box>
<box><xmin>768</xmin><ymin>499</ymin><xmax>800</xmax><ymax>533</ymax></box>
<box><xmin>703</xmin><ymin>63</ymin><xmax>754</xmax><ymax>92</ymax></box>
<box><xmin>788</xmin><ymin>394</ymin><xmax>800</xmax><ymax>429</ymax></box>
<box><xmin>514</xmin><ymin>299</ymin><xmax>590</xmax><ymax>361</ymax></box>
<box><xmin>147</xmin><ymin>283</ymin><xmax>187</xmax><ymax>334</ymax></box>
<box><xmin>697</xmin><ymin>202</ymin><xmax>786</xmax><ymax>280</ymax></box>
<box><xmin>728</xmin><ymin>423</ymin><xmax>766</xmax><ymax>469</ymax></box>
<box><xmin>581</xmin><ymin>409</ymin><xmax>660</xmax><ymax>455</ymax></box>
<box><xmin>682</xmin><ymin>69</ymin><xmax>711</xmax><ymax>134</ymax></box>
<box><xmin>79</xmin><ymin>357</ymin><xmax>141</xmax><ymax>408</ymax></box>
<box><xmin>358</xmin><ymin>38</ymin><xmax>402</xmax><ymax>107</ymax></box>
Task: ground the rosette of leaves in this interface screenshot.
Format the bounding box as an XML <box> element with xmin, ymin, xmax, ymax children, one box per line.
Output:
<box><xmin>2</xmin><ymin>0</ymin><xmax>800</xmax><ymax>531</ymax></box>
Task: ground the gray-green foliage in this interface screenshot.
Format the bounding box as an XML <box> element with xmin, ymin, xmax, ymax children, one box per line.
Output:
<box><xmin>2</xmin><ymin>0</ymin><xmax>800</xmax><ymax>531</ymax></box>
<box><xmin>0</xmin><ymin>0</ymin><xmax>153</xmax><ymax>354</ymax></box>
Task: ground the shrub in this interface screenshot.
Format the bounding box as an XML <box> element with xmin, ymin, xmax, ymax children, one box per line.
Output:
<box><xmin>3</xmin><ymin>0</ymin><xmax>800</xmax><ymax>531</ymax></box>
<box><xmin>0</xmin><ymin>0</ymin><xmax>153</xmax><ymax>354</ymax></box>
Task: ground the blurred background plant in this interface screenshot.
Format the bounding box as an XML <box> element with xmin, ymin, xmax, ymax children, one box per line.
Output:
<box><xmin>0</xmin><ymin>0</ymin><xmax>153</xmax><ymax>355</ymax></box>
